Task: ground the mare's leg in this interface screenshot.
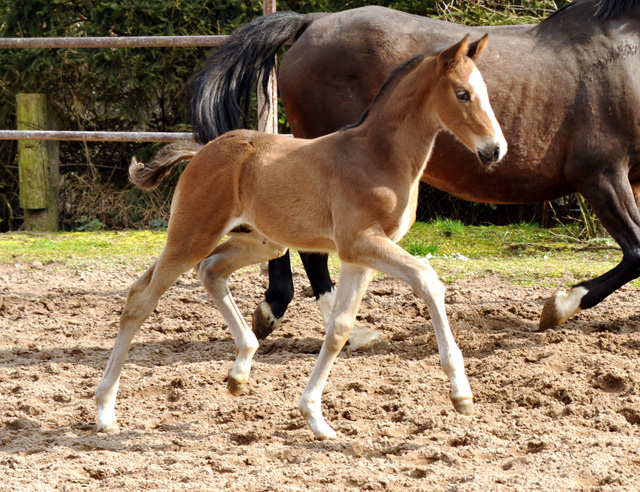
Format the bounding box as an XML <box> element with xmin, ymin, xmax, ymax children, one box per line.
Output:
<box><xmin>95</xmin><ymin>252</ymin><xmax>205</xmax><ymax>433</ymax></box>
<box><xmin>347</xmin><ymin>233</ymin><xmax>472</xmax><ymax>414</ymax></box>
<box><xmin>540</xmin><ymin>168</ymin><xmax>640</xmax><ymax>329</ymax></box>
<box><xmin>252</xmin><ymin>252</ymin><xmax>294</xmax><ymax>339</ymax></box>
<box><xmin>299</xmin><ymin>263</ymin><xmax>374</xmax><ymax>439</ymax></box>
<box><xmin>300</xmin><ymin>252</ymin><xmax>334</xmax><ymax>323</ymax></box>
<box><xmin>301</xmin><ymin>252</ymin><xmax>383</xmax><ymax>351</ymax></box>
<box><xmin>199</xmin><ymin>232</ymin><xmax>287</xmax><ymax>394</ymax></box>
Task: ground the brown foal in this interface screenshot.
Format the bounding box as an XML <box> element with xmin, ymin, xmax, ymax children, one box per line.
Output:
<box><xmin>95</xmin><ymin>35</ymin><xmax>506</xmax><ymax>439</ymax></box>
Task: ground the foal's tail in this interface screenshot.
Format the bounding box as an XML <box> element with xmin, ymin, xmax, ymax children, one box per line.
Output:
<box><xmin>129</xmin><ymin>141</ymin><xmax>203</xmax><ymax>190</ymax></box>
<box><xmin>189</xmin><ymin>12</ymin><xmax>313</xmax><ymax>144</ymax></box>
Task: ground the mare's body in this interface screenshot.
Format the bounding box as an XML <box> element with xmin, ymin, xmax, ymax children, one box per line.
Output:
<box><xmin>190</xmin><ymin>0</ymin><xmax>640</xmax><ymax>332</ymax></box>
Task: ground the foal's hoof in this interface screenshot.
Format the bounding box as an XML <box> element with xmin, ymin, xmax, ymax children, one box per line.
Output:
<box><xmin>251</xmin><ymin>302</ymin><xmax>282</xmax><ymax>340</ymax></box>
<box><xmin>451</xmin><ymin>396</ymin><xmax>474</xmax><ymax>415</ymax></box>
<box><xmin>539</xmin><ymin>294</ymin><xmax>563</xmax><ymax>331</ymax></box>
<box><xmin>227</xmin><ymin>377</ymin><xmax>246</xmax><ymax>396</ymax></box>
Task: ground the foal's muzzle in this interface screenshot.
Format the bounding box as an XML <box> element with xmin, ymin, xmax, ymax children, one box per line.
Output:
<box><xmin>477</xmin><ymin>144</ymin><xmax>503</xmax><ymax>166</ymax></box>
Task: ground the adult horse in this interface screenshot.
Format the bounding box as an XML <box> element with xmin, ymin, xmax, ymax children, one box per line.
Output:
<box><xmin>97</xmin><ymin>36</ymin><xmax>506</xmax><ymax>438</ymax></box>
<box><xmin>190</xmin><ymin>0</ymin><xmax>640</xmax><ymax>336</ymax></box>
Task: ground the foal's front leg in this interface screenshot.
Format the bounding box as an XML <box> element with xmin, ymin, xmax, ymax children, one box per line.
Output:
<box><xmin>354</xmin><ymin>233</ymin><xmax>473</xmax><ymax>415</ymax></box>
<box><xmin>298</xmin><ymin>263</ymin><xmax>374</xmax><ymax>439</ymax></box>
<box><xmin>300</xmin><ymin>252</ymin><xmax>382</xmax><ymax>351</ymax></box>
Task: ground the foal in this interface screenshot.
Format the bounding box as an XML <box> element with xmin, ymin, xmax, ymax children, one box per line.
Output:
<box><xmin>95</xmin><ymin>35</ymin><xmax>506</xmax><ymax>439</ymax></box>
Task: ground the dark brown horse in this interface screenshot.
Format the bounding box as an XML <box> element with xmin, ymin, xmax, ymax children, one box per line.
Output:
<box><xmin>190</xmin><ymin>0</ymin><xmax>640</xmax><ymax>336</ymax></box>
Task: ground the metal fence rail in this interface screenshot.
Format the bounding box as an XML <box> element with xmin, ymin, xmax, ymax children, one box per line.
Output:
<box><xmin>1</xmin><ymin>34</ymin><xmax>229</xmax><ymax>143</ymax></box>
<box><xmin>0</xmin><ymin>35</ymin><xmax>226</xmax><ymax>49</ymax></box>
<box><xmin>0</xmin><ymin>130</ymin><xmax>195</xmax><ymax>142</ymax></box>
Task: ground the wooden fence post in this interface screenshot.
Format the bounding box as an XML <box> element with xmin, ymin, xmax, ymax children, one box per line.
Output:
<box><xmin>16</xmin><ymin>93</ymin><xmax>59</xmax><ymax>231</ymax></box>
<box><xmin>258</xmin><ymin>0</ymin><xmax>278</xmax><ymax>134</ymax></box>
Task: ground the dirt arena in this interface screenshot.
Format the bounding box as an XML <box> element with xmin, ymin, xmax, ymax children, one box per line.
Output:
<box><xmin>1</xmin><ymin>260</ymin><xmax>639</xmax><ymax>491</ymax></box>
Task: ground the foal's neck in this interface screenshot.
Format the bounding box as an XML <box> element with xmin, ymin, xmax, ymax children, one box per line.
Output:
<box><xmin>348</xmin><ymin>55</ymin><xmax>442</xmax><ymax>178</ymax></box>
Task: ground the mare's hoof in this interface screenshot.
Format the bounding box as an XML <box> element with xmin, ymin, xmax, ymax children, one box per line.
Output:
<box><xmin>451</xmin><ymin>396</ymin><xmax>474</xmax><ymax>415</ymax></box>
<box><xmin>314</xmin><ymin>427</ymin><xmax>338</xmax><ymax>440</ymax></box>
<box><xmin>227</xmin><ymin>377</ymin><xmax>245</xmax><ymax>396</ymax></box>
<box><xmin>96</xmin><ymin>422</ymin><xmax>120</xmax><ymax>434</ymax></box>
<box><xmin>346</xmin><ymin>325</ymin><xmax>384</xmax><ymax>352</ymax></box>
<box><xmin>539</xmin><ymin>294</ymin><xmax>562</xmax><ymax>331</ymax></box>
<box><xmin>251</xmin><ymin>302</ymin><xmax>281</xmax><ymax>340</ymax></box>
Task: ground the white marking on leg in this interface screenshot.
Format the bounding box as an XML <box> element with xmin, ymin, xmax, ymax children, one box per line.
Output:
<box><xmin>96</xmin><ymin>258</ymin><xmax>190</xmax><ymax>432</ymax></box>
<box><xmin>198</xmin><ymin>233</ymin><xmax>287</xmax><ymax>392</ymax></box>
<box><xmin>255</xmin><ymin>301</ymin><xmax>282</xmax><ymax>330</ymax></box>
<box><xmin>318</xmin><ymin>287</ymin><xmax>381</xmax><ymax>351</ymax></box>
<box><xmin>199</xmin><ymin>260</ymin><xmax>259</xmax><ymax>390</ymax></box>
<box><xmin>416</xmin><ymin>264</ymin><xmax>472</xmax><ymax>407</ymax></box>
<box><xmin>317</xmin><ymin>288</ymin><xmax>337</xmax><ymax>326</ymax></box>
<box><xmin>553</xmin><ymin>286</ymin><xmax>588</xmax><ymax>324</ymax></box>
<box><xmin>361</xmin><ymin>238</ymin><xmax>473</xmax><ymax>412</ymax></box>
<box><xmin>96</xmin><ymin>384</ymin><xmax>119</xmax><ymax>433</ymax></box>
<box><xmin>299</xmin><ymin>264</ymin><xmax>374</xmax><ymax>439</ymax></box>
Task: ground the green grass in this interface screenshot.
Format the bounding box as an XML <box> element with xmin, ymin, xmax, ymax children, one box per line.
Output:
<box><xmin>403</xmin><ymin>239</ymin><xmax>439</xmax><ymax>257</ymax></box>
<box><xmin>0</xmin><ymin>230</ymin><xmax>166</xmax><ymax>270</ymax></box>
<box><xmin>1</xmin><ymin>221</ymin><xmax>631</xmax><ymax>290</ymax></box>
<box><xmin>397</xmin><ymin>221</ymin><xmax>625</xmax><ymax>289</ymax></box>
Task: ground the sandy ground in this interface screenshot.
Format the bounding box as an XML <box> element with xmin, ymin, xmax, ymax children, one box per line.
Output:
<box><xmin>1</xmin><ymin>259</ymin><xmax>639</xmax><ymax>491</ymax></box>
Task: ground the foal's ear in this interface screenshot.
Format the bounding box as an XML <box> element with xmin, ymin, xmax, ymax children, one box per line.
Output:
<box><xmin>467</xmin><ymin>34</ymin><xmax>488</xmax><ymax>60</ymax></box>
<box><xmin>437</xmin><ymin>34</ymin><xmax>470</xmax><ymax>69</ymax></box>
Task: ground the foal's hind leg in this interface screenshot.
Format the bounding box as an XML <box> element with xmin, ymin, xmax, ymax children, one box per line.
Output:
<box><xmin>199</xmin><ymin>232</ymin><xmax>287</xmax><ymax>395</ymax></box>
<box><xmin>95</xmin><ymin>255</ymin><xmax>199</xmax><ymax>433</ymax></box>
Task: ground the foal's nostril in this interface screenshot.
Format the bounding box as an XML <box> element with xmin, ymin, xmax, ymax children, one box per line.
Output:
<box><xmin>492</xmin><ymin>145</ymin><xmax>501</xmax><ymax>161</ymax></box>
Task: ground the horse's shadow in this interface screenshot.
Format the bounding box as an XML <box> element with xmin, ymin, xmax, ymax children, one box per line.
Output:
<box><xmin>0</xmin><ymin>417</ymin><xmax>215</xmax><ymax>455</ymax></box>
<box><xmin>2</xmin><ymin>302</ymin><xmax>637</xmax><ymax>374</ymax></box>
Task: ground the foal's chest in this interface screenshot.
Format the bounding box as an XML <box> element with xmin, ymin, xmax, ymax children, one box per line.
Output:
<box><xmin>387</xmin><ymin>182</ymin><xmax>419</xmax><ymax>243</ymax></box>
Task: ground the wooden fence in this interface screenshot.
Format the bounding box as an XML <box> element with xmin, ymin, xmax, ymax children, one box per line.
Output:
<box><xmin>1</xmin><ymin>1</ymin><xmax>278</xmax><ymax>231</ymax></box>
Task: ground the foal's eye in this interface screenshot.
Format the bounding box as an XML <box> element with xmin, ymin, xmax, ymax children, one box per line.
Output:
<box><xmin>456</xmin><ymin>90</ymin><xmax>471</xmax><ymax>103</ymax></box>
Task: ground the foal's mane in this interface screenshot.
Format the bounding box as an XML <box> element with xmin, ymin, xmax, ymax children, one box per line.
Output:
<box><xmin>341</xmin><ymin>53</ymin><xmax>428</xmax><ymax>131</ymax></box>
<box><xmin>545</xmin><ymin>0</ymin><xmax>640</xmax><ymax>21</ymax></box>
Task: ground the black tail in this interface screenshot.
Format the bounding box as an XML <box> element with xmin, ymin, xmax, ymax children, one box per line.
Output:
<box><xmin>189</xmin><ymin>12</ymin><xmax>312</xmax><ymax>144</ymax></box>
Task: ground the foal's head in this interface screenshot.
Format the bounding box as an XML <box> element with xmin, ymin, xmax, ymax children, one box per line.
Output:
<box><xmin>432</xmin><ymin>35</ymin><xmax>507</xmax><ymax>167</ymax></box>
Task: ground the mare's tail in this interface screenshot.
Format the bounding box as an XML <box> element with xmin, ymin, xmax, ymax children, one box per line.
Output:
<box><xmin>189</xmin><ymin>12</ymin><xmax>313</xmax><ymax>144</ymax></box>
<box><xmin>129</xmin><ymin>141</ymin><xmax>203</xmax><ymax>190</ymax></box>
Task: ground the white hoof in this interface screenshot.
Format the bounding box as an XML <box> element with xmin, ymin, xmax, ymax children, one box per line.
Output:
<box><xmin>346</xmin><ymin>324</ymin><xmax>383</xmax><ymax>351</ymax></box>
<box><xmin>96</xmin><ymin>420</ymin><xmax>120</xmax><ymax>434</ymax></box>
